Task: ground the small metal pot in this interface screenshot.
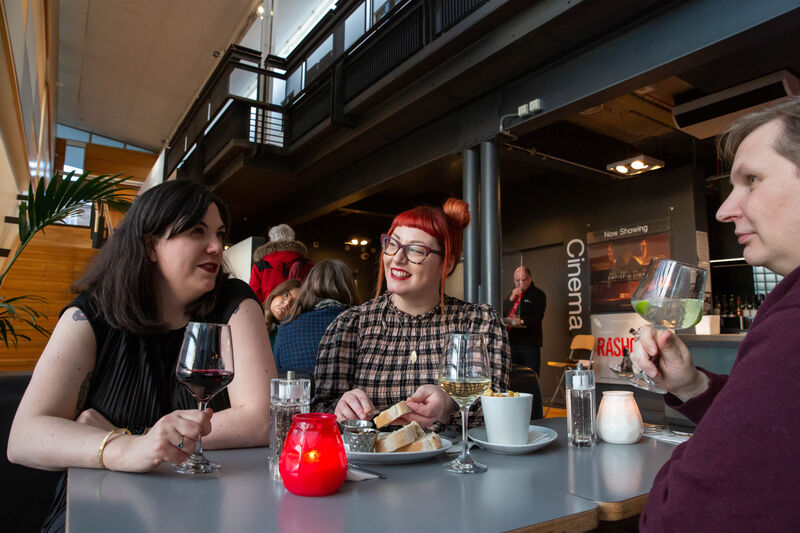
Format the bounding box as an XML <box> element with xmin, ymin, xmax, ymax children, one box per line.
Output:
<box><xmin>343</xmin><ymin>427</ymin><xmax>379</xmax><ymax>452</ymax></box>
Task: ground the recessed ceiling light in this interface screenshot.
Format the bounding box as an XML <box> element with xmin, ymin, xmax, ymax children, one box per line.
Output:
<box><xmin>607</xmin><ymin>155</ymin><xmax>665</xmax><ymax>178</ymax></box>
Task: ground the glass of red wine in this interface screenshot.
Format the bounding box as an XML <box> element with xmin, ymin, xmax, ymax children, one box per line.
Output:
<box><xmin>174</xmin><ymin>322</ymin><xmax>234</xmax><ymax>475</ymax></box>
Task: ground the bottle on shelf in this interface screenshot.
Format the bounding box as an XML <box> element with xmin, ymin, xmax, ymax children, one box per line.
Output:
<box><xmin>746</xmin><ymin>295</ymin><xmax>755</xmax><ymax>318</ymax></box>
<box><xmin>736</xmin><ymin>295</ymin><xmax>744</xmax><ymax>330</ymax></box>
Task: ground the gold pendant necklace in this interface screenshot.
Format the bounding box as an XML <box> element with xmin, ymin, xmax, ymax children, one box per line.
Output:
<box><xmin>388</xmin><ymin>295</ymin><xmax>434</xmax><ymax>364</ymax></box>
<box><xmin>403</xmin><ymin>330</ymin><xmax>422</xmax><ymax>364</ymax></box>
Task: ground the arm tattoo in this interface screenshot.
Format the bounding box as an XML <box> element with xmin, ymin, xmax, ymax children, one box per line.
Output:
<box><xmin>231</xmin><ymin>303</ymin><xmax>241</xmax><ymax>316</ymax></box>
<box><xmin>72</xmin><ymin>309</ymin><xmax>87</xmax><ymax>321</ymax></box>
<box><xmin>75</xmin><ymin>371</ymin><xmax>93</xmax><ymax>416</ymax></box>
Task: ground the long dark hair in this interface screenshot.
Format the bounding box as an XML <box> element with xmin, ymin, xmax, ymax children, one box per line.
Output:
<box><xmin>285</xmin><ymin>260</ymin><xmax>359</xmax><ymax>322</ymax></box>
<box><xmin>264</xmin><ymin>278</ymin><xmax>302</xmax><ymax>331</ymax></box>
<box><xmin>73</xmin><ymin>179</ymin><xmax>230</xmax><ymax>334</ymax></box>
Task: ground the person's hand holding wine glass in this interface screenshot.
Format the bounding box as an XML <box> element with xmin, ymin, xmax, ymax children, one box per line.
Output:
<box><xmin>617</xmin><ymin>258</ymin><xmax>708</xmax><ymax>394</ymax></box>
<box><xmin>173</xmin><ymin>322</ymin><xmax>235</xmax><ymax>475</ymax></box>
<box><xmin>630</xmin><ymin>324</ymin><xmax>710</xmax><ymax>401</ymax></box>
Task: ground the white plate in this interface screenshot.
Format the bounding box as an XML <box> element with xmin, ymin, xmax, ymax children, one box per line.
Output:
<box><xmin>345</xmin><ymin>437</ymin><xmax>452</xmax><ymax>464</ymax></box>
<box><xmin>467</xmin><ymin>425</ymin><xmax>557</xmax><ymax>455</ymax></box>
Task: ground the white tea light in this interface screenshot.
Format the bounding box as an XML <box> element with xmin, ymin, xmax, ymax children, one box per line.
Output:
<box><xmin>596</xmin><ymin>391</ymin><xmax>643</xmax><ymax>444</ymax></box>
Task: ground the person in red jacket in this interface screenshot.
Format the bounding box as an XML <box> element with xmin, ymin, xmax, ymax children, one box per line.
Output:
<box><xmin>633</xmin><ymin>98</ymin><xmax>800</xmax><ymax>531</ymax></box>
<box><xmin>249</xmin><ymin>224</ymin><xmax>313</xmax><ymax>303</ymax></box>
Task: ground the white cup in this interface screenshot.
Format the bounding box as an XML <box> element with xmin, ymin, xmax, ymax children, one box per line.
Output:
<box><xmin>480</xmin><ymin>393</ymin><xmax>533</xmax><ymax>445</ymax></box>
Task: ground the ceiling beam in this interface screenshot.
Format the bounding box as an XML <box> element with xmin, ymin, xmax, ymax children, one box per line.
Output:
<box><xmin>275</xmin><ymin>0</ymin><xmax>800</xmax><ymax>225</ymax></box>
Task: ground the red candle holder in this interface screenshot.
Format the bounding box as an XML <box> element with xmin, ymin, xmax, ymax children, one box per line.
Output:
<box><xmin>279</xmin><ymin>413</ymin><xmax>347</xmax><ymax>497</ymax></box>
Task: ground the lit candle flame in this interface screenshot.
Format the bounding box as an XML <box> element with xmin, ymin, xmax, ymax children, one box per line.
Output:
<box><xmin>302</xmin><ymin>450</ymin><xmax>321</xmax><ymax>463</ymax></box>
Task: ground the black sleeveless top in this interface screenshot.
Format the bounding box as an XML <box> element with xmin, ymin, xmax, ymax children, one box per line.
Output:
<box><xmin>41</xmin><ymin>278</ymin><xmax>257</xmax><ymax>532</ymax></box>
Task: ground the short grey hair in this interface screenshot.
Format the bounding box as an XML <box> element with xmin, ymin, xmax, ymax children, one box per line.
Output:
<box><xmin>718</xmin><ymin>96</ymin><xmax>800</xmax><ymax>169</ymax></box>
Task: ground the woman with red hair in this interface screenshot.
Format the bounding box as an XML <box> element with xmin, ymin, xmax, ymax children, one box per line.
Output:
<box><xmin>313</xmin><ymin>198</ymin><xmax>510</xmax><ymax>429</ymax></box>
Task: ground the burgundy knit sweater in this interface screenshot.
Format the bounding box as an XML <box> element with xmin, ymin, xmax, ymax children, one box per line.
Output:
<box><xmin>640</xmin><ymin>265</ymin><xmax>800</xmax><ymax>532</ymax></box>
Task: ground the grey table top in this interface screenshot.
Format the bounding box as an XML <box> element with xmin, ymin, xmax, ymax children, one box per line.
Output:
<box><xmin>67</xmin><ymin>418</ymin><xmax>678</xmax><ymax>533</ymax></box>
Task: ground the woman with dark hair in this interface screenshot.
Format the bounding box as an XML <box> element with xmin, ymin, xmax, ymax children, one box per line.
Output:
<box><xmin>274</xmin><ymin>260</ymin><xmax>359</xmax><ymax>373</ymax></box>
<box><xmin>264</xmin><ymin>278</ymin><xmax>302</xmax><ymax>347</ymax></box>
<box><xmin>7</xmin><ymin>180</ymin><xmax>274</xmax><ymax>531</ymax></box>
<box><xmin>313</xmin><ymin>199</ymin><xmax>510</xmax><ymax>429</ymax></box>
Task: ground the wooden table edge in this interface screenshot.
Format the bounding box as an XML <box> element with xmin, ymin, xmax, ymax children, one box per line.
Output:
<box><xmin>595</xmin><ymin>494</ymin><xmax>648</xmax><ymax>521</ymax></box>
<box><xmin>506</xmin><ymin>508</ymin><xmax>599</xmax><ymax>533</ymax></box>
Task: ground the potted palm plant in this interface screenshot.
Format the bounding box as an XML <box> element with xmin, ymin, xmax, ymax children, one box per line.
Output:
<box><xmin>0</xmin><ymin>170</ymin><xmax>132</xmax><ymax>347</ymax></box>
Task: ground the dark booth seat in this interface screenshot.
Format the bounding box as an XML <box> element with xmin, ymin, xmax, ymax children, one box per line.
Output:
<box><xmin>0</xmin><ymin>372</ymin><xmax>62</xmax><ymax>533</ymax></box>
<box><xmin>509</xmin><ymin>365</ymin><xmax>544</xmax><ymax>420</ymax></box>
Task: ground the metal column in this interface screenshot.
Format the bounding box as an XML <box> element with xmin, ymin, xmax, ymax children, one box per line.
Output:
<box><xmin>480</xmin><ymin>141</ymin><xmax>501</xmax><ymax>311</ymax></box>
<box><xmin>462</xmin><ymin>147</ymin><xmax>480</xmax><ymax>303</ymax></box>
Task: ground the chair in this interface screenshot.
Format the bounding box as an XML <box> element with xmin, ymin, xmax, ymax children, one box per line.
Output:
<box><xmin>544</xmin><ymin>334</ymin><xmax>595</xmax><ymax>417</ymax></box>
<box><xmin>0</xmin><ymin>372</ymin><xmax>62</xmax><ymax>532</ymax></box>
<box><xmin>509</xmin><ymin>364</ymin><xmax>544</xmax><ymax>420</ymax></box>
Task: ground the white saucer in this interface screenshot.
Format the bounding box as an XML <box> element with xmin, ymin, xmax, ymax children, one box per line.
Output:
<box><xmin>467</xmin><ymin>425</ymin><xmax>557</xmax><ymax>455</ymax></box>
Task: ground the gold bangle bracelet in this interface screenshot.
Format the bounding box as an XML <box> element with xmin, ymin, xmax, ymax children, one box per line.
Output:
<box><xmin>98</xmin><ymin>427</ymin><xmax>131</xmax><ymax>470</ymax></box>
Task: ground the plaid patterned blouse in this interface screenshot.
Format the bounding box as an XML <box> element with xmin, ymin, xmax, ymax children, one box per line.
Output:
<box><xmin>313</xmin><ymin>292</ymin><xmax>511</xmax><ymax>429</ymax></box>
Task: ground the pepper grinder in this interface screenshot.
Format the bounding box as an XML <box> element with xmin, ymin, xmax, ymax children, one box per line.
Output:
<box><xmin>565</xmin><ymin>364</ymin><xmax>596</xmax><ymax>447</ymax></box>
<box><xmin>269</xmin><ymin>371</ymin><xmax>311</xmax><ymax>480</ymax></box>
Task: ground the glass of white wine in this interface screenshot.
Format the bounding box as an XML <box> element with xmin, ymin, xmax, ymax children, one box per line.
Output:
<box><xmin>438</xmin><ymin>333</ymin><xmax>492</xmax><ymax>474</ymax></box>
<box><xmin>611</xmin><ymin>258</ymin><xmax>708</xmax><ymax>393</ymax></box>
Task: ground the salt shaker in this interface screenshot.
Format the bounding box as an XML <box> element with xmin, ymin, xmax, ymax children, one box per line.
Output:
<box><xmin>565</xmin><ymin>364</ymin><xmax>596</xmax><ymax>447</ymax></box>
<box><xmin>269</xmin><ymin>371</ymin><xmax>311</xmax><ymax>480</ymax></box>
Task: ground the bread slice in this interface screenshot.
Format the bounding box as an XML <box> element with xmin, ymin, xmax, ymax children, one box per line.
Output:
<box><xmin>374</xmin><ymin>421</ymin><xmax>425</xmax><ymax>453</ymax></box>
<box><xmin>374</xmin><ymin>401</ymin><xmax>413</xmax><ymax>428</ymax></box>
<box><xmin>396</xmin><ymin>432</ymin><xmax>442</xmax><ymax>453</ymax></box>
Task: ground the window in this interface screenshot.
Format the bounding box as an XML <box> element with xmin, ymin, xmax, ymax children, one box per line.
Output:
<box><xmin>63</xmin><ymin>144</ymin><xmax>85</xmax><ymax>174</ymax></box>
<box><xmin>269</xmin><ymin>75</ymin><xmax>286</xmax><ymax>106</ymax></box>
<box><xmin>126</xmin><ymin>145</ymin><xmax>151</xmax><ymax>153</ymax></box>
<box><xmin>752</xmin><ymin>266</ymin><xmax>783</xmax><ymax>298</ymax></box>
<box><xmin>372</xmin><ymin>0</ymin><xmax>394</xmax><ymax>24</ymax></box>
<box><xmin>229</xmin><ymin>67</ymin><xmax>259</xmax><ymax>100</ymax></box>
<box><xmin>91</xmin><ymin>134</ymin><xmax>125</xmax><ymax>148</ymax></box>
<box><xmin>344</xmin><ymin>2</ymin><xmax>367</xmax><ymax>50</ymax></box>
<box><xmin>306</xmin><ymin>35</ymin><xmax>333</xmax><ymax>74</ymax></box>
<box><xmin>285</xmin><ymin>64</ymin><xmax>304</xmax><ymax>102</ymax></box>
<box><xmin>57</xmin><ymin>124</ymin><xmax>90</xmax><ymax>143</ymax></box>
<box><xmin>57</xmin><ymin>123</ymin><xmax>155</xmax><ymax>153</ymax></box>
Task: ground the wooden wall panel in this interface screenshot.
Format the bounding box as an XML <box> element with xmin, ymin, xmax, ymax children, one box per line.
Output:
<box><xmin>84</xmin><ymin>144</ymin><xmax>157</xmax><ymax>181</ymax></box>
<box><xmin>0</xmin><ymin>225</ymin><xmax>98</xmax><ymax>371</ymax></box>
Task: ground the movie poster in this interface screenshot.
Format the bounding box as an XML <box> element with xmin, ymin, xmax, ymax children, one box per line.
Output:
<box><xmin>588</xmin><ymin>220</ymin><xmax>671</xmax><ymax>313</ymax></box>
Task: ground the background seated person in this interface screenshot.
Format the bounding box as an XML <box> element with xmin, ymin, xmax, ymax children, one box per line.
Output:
<box><xmin>264</xmin><ymin>279</ymin><xmax>301</xmax><ymax>348</ymax></box>
<box><xmin>7</xmin><ymin>180</ymin><xmax>274</xmax><ymax>532</ymax></box>
<box><xmin>632</xmin><ymin>98</ymin><xmax>800</xmax><ymax>531</ymax></box>
<box><xmin>274</xmin><ymin>259</ymin><xmax>359</xmax><ymax>373</ymax></box>
<box><xmin>249</xmin><ymin>223</ymin><xmax>312</xmax><ymax>303</ymax></box>
<box><xmin>313</xmin><ymin>198</ymin><xmax>510</xmax><ymax>430</ymax></box>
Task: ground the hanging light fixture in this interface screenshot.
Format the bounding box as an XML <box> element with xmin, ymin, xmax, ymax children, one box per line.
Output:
<box><xmin>606</xmin><ymin>155</ymin><xmax>664</xmax><ymax>177</ymax></box>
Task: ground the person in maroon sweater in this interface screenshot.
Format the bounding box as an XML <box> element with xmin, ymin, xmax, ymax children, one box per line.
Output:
<box><xmin>632</xmin><ymin>98</ymin><xmax>800</xmax><ymax>531</ymax></box>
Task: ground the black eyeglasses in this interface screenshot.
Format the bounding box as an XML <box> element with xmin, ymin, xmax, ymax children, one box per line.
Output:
<box><xmin>381</xmin><ymin>234</ymin><xmax>443</xmax><ymax>264</ymax></box>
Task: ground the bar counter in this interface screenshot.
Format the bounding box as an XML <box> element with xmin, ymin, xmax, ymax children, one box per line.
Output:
<box><xmin>67</xmin><ymin>418</ymin><xmax>679</xmax><ymax>532</ymax></box>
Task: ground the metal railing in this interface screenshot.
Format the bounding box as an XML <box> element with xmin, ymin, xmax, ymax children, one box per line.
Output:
<box><xmin>165</xmin><ymin>0</ymin><xmax>495</xmax><ymax>177</ymax></box>
<box><xmin>166</xmin><ymin>46</ymin><xmax>287</xmax><ymax>178</ymax></box>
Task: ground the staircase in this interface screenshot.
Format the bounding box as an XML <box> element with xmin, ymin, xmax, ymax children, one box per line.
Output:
<box><xmin>0</xmin><ymin>225</ymin><xmax>98</xmax><ymax>370</ymax></box>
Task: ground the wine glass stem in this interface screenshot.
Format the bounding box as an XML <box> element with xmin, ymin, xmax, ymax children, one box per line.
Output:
<box><xmin>194</xmin><ymin>400</ymin><xmax>208</xmax><ymax>457</ymax></box>
<box><xmin>458</xmin><ymin>406</ymin><xmax>470</xmax><ymax>463</ymax></box>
